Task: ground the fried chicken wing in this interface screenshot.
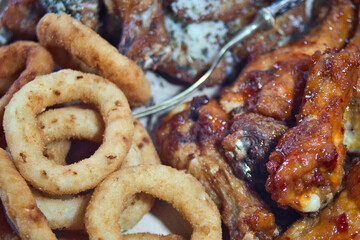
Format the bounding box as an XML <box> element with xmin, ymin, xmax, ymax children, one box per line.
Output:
<box><xmin>108</xmin><ymin>0</ymin><xmax>310</xmax><ymax>86</ymax></box>
<box><xmin>155</xmin><ymin>96</ymin><xmax>280</xmax><ymax>240</ymax></box>
<box><xmin>218</xmin><ymin>0</ymin><xmax>354</xmax><ymax>198</ymax></box>
<box><xmin>277</xmin><ymin>159</ymin><xmax>360</xmax><ymax>240</ymax></box>
<box><xmin>266</xmin><ymin>50</ymin><xmax>360</xmax><ymax>213</ymax></box>
<box><xmin>220</xmin><ymin>0</ymin><xmax>355</xmax><ymax>121</ymax></box>
<box><xmin>155</xmin><ymin>1</ymin><xmax>310</xmax><ymax>86</ymax></box>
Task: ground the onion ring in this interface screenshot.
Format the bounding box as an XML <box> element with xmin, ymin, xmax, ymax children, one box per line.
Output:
<box><xmin>32</xmin><ymin>189</ymin><xmax>91</xmax><ymax>231</ymax></box>
<box><xmin>0</xmin><ymin>148</ymin><xmax>57</xmax><ymax>239</ymax></box>
<box><xmin>0</xmin><ymin>149</ymin><xmax>88</xmax><ymax>240</ymax></box>
<box><xmin>85</xmin><ymin>165</ymin><xmax>222</xmax><ymax>239</ymax></box>
<box><xmin>132</xmin><ymin>119</ymin><xmax>161</xmax><ymax>165</ymax></box>
<box><xmin>38</xmin><ymin>106</ymin><xmax>105</xmax><ymax>145</ymax></box>
<box><xmin>36</xmin><ymin>13</ymin><xmax>151</xmax><ymax>107</ymax></box>
<box><xmin>34</xmin><ymin>107</ymin><xmax>159</xmax><ymax>231</ymax></box>
<box><xmin>44</xmin><ymin>140</ymin><xmax>72</xmax><ymax>165</ymax></box>
<box><xmin>3</xmin><ymin>69</ymin><xmax>134</xmax><ymax>195</ymax></box>
<box><xmin>0</xmin><ymin>40</ymin><xmax>53</xmax><ymax>129</ymax></box>
<box><xmin>34</xmin><ymin>145</ymin><xmax>152</xmax><ymax>231</ymax></box>
<box><xmin>40</xmin><ymin>106</ymin><xmax>104</xmax><ymax>166</ymax></box>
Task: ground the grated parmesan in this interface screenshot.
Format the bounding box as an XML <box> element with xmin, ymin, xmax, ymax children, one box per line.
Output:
<box><xmin>171</xmin><ymin>0</ymin><xmax>220</xmax><ymax>21</ymax></box>
<box><xmin>165</xmin><ymin>15</ymin><xmax>228</xmax><ymax>65</ymax></box>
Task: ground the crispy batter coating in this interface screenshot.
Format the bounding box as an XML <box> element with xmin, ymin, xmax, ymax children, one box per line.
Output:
<box><xmin>36</xmin><ymin>108</ymin><xmax>159</xmax><ymax>231</ymax></box>
<box><xmin>0</xmin><ymin>148</ymin><xmax>57</xmax><ymax>239</ymax></box>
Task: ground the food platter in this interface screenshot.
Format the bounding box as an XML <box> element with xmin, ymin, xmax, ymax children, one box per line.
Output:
<box><xmin>1</xmin><ymin>0</ymin><xmax>360</xmax><ymax>239</ymax></box>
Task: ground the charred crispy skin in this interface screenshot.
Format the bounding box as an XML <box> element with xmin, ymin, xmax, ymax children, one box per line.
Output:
<box><xmin>277</xmin><ymin>160</ymin><xmax>360</xmax><ymax>240</ymax></box>
<box><xmin>104</xmin><ymin>0</ymin><xmax>171</xmax><ymax>69</ymax></box>
<box><xmin>266</xmin><ymin>50</ymin><xmax>360</xmax><ymax>213</ymax></box>
<box><xmin>220</xmin><ymin>0</ymin><xmax>355</xmax><ymax>121</ymax></box>
<box><xmin>155</xmin><ymin>96</ymin><xmax>280</xmax><ymax>240</ymax></box>
<box><xmin>222</xmin><ymin>113</ymin><xmax>287</xmax><ymax>187</ymax></box>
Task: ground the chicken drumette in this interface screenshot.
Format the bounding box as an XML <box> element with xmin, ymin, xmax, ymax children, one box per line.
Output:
<box><xmin>266</xmin><ymin>50</ymin><xmax>360</xmax><ymax>213</ymax></box>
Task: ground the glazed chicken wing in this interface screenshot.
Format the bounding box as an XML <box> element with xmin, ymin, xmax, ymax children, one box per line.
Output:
<box><xmin>219</xmin><ymin>0</ymin><xmax>355</xmax><ymax>197</ymax></box>
<box><xmin>266</xmin><ymin>50</ymin><xmax>360</xmax><ymax>213</ymax></box>
<box><xmin>220</xmin><ymin>0</ymin><xmax>355</xmax><ymax>121</ymax></box>
<box><xmin>277</xmin><ymin>159</ymin><xmax>360</xmax><ymax>240</ymax></box>
<box><xmin>155</xmin><ymin>96</ymin><xmax>279</xmax><ymax>240</ymax></box>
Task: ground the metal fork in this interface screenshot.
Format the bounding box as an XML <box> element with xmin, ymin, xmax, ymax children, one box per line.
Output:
<box><xmin>133</xmin><ymin>0</ymin><xmax>307</xmax><ymax>118</ymax></box>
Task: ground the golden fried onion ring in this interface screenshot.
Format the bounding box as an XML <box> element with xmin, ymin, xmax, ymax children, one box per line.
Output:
<box><xmin>34</xmin><ymin>146</ymin><xmax>154</xmax><ymax>231</ymax></box>
<box><xmin>85</xmin><ymin>165</ymin><xmax>222</xmax><ymax>239</ymax></box>
<box><xmin>35</xmin><ymin>107</ymin><xmax>159</xmax><ymax>231</ymax></box>
<box><xmin>44</xmin><ymin>140</ymin><xmax>72</xmax><ymax>165</ymax></box>
<box><xmin>3</xmin><ymin>69</ymin><xmax>134</xmax><ymax>195</ymax></box>
<box><xmin>0</xmin><ymin>148</ymin><xmax>57</xmax><ymax>239</ymax></box>
<box><xmin>0</xmin><ymin>40</ymin><xmax>53</xmax><ymax>128</ymax></box>
<box><xmin>36</xmin><ymin>13</ymin><xmax>151</xmax><ymax>107</ymax></box>
<box><xmin>39</xmin><ymin>106</ymin><xmax>105</xmax><ymax>144</ymax></box>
